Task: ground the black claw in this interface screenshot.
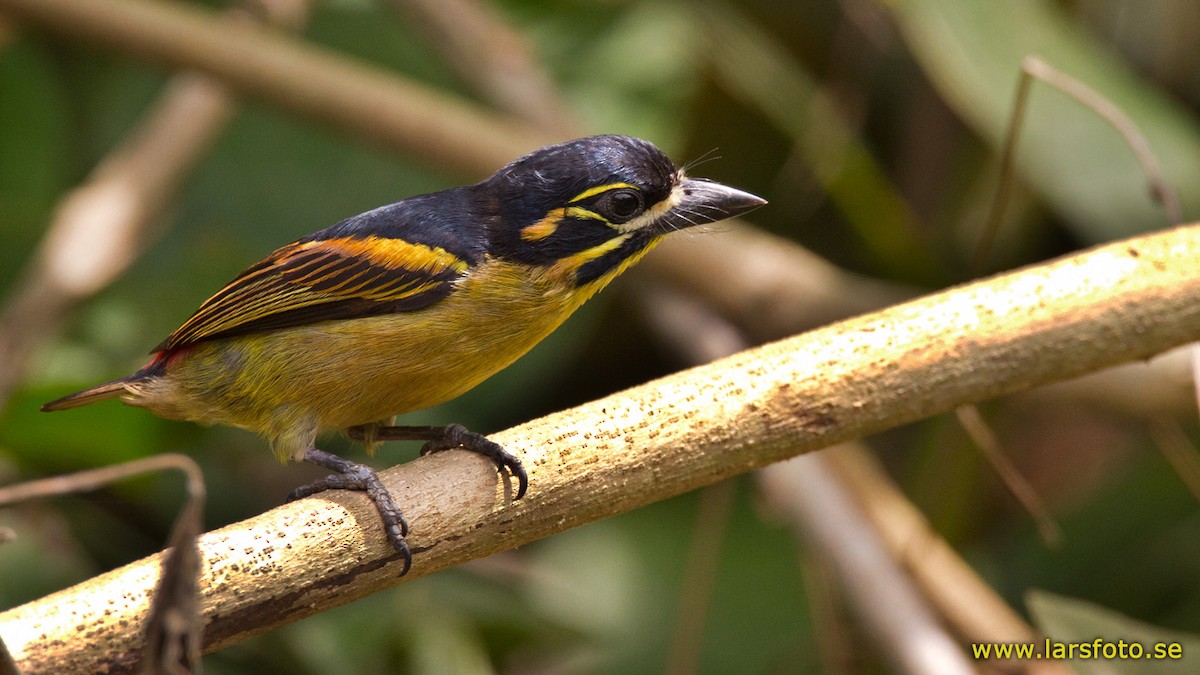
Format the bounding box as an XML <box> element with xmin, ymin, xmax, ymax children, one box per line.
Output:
<box><xmin>355</xmin><ymin>423</ymin><xmax>529</xmax><ymax>499</ymax></box>
<box><xmin>294</xmin><ymin>447</ymin><xmax>412</xmax><ymax>575</ymax></box>
<box><xmin>420</xmin><ymin>424</ymin><xmax>528</xmax><ymax>499</ymax></box>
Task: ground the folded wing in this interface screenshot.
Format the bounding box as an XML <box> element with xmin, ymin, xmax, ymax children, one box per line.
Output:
<box><xmin>156</xmin><ymin>235</ymin><xmax>471</xmax><ymax>351</ymax></box>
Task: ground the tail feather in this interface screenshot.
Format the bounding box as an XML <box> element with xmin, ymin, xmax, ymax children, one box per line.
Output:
<box><xmin>41</xmin><ymin>376</ymin><xmax>138</xmax><ymax>412</ymax></box>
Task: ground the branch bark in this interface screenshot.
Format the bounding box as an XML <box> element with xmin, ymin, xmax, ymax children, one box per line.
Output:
<box><xmin>2</xmin><ymin>223</ymin><xmax>1198</xmax><ymax>673</ymax></box>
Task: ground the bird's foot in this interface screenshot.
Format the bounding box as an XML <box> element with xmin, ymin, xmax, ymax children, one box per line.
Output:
<box><xmin>289</xmin><ymin>447</ymin><xmax>412</xmax><ymax>575</ymax></box>
<box><xmin>348</xmin><ymin>423</ymin><xmax>528</xmax><ymax>499</ymax></box>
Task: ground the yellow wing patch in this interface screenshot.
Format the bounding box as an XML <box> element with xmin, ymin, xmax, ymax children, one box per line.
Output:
<box><xmin>323</xmin><ymin>236</ymin><xmax>469</xmax><ymax>276</ymax></box>
<box><xmin>157</xmin><ymin>236</ymin><xmax>470</xmax><ymax>351</ymax></box>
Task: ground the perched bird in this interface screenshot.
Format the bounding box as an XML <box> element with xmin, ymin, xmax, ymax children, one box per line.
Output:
<box><xmin>42</xmin><ymin>135</ymin><xmax>766</xmax><ymax>573</ymax></box>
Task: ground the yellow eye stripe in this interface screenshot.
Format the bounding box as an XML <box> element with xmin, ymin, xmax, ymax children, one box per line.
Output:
<box><xmin>521</xmin><ymin>183</ymin><xmax>646</xmax><ymax>242</ymax></box>
<box><xmin>568</xmin><ymin>182</ymin><xmax>639</xmax><ymax>203</ymax></box>
<box><xmin>520</xmin><ymin>206</ymin><xmax>609</xmax><ymax>241</ymax></box>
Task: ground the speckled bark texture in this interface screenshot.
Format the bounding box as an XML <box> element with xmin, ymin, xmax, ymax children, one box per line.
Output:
<box><xmin>4</xmin><ymin>223</ymin><xmax>1200</xmax><ymax>673</ymax></box>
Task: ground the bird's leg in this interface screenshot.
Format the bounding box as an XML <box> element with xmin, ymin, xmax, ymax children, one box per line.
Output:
<box><xmin>347</xmin><ymin>423</ymin><xmax>528</xmax><ymax>499</ymax></box>
<box><xmin>288</xmin><ymin>447</ymin><xmax>412</xmax><ymax>574</ymax></box>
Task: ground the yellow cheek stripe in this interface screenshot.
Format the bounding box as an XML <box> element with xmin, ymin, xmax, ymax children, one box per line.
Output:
<box><xmin>546</xmin><ymin>233</ymin><xmax>631</xmax><ymax>281</ymax></box>
<box><xmin>577</xmin><ymin>236</ymin><xmax>663</xmax><ymax>295</ymax></box>
<box><xmin>569</xmin><ymin>182</ymin><xmax>638</xmax><ymax>203</ymax></box>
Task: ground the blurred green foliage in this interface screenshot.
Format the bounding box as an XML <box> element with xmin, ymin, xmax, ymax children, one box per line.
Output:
<box><xmin>3</xmin><ymin>0</ymin><xmax>1200</xmax><ymax>672</ymax></box>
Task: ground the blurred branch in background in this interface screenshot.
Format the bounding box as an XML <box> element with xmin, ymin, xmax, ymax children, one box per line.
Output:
<box><xmin>0</xmin><ymin>0</ymin><xmax>550</xmax><ymax>176</ymax></box>
<box><xmin>3</xmin><ymin>223</ymin><xmax>1199</xmax><ymax>671</ymax></box>
<box><xmin>823</xmin><ymin>446</ymin><xmax>1076</xmax><ymax>675</ymax></box>
<box><xmin>384</xmin><ymin>0</ymin><xmax>579</xmax><ymax>137</ymax></box>
<box><xmin>644</xmin><ymin>225</ymin><xmax>914</xmax><ymax>340</ymax></box>
<box><xmin>1018</xmin><ymin>346</ymin><xmax>1195</xmax><ymax>417</ymax></box>
<box><xmin>0</xmin><ymin>0</ymin><xmax>311</xmax><ymax>410</ymax></box>
<box><xmin>760</xmin><ymin>456</ymin><xmax>975</xmax><ymax>675</ymax></box>
<box><xmin>0</xmin><ymin>75</ymin><xmax>231</xmax><ymax>406</ymax></box>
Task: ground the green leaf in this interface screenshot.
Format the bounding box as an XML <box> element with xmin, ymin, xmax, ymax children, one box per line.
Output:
<box><xmin>1028</xmin><ymin>590</ymin><xmax>1200</xmax><ymax>674</ymax></box>
<box><xmin>886</xmin><ymin>0</ymin><xmax>1200</xmax><ymax>239</ymax></box>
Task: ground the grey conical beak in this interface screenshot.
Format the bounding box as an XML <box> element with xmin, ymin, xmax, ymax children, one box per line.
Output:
<box><xmin>656</xmin><ymin>178</ymin><xmax>767</xmax><ymax>232</ymax></box>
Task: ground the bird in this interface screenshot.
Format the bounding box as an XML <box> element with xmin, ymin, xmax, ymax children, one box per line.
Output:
<box><xmin>41</xmin><ymin>134</ymin><xmax>766</xmax><ymax>573</ymax></box>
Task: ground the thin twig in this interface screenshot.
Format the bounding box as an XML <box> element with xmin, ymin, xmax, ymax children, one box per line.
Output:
<box><xmin>0</xmin><ymin>454</ymin><xmax>207</xmax><ymax>675</ymax></box>
<box><xmin>798</xmin><ymin>555</ymin><xmax>854</xmax><ymax>675</ymax></box>
<box><xmin>0</xmin><ymin>454</ymin><xmax>200</xmax><ymax>507</ymax></box>
<box><xmin>954</xmin><ymin>405</ymin><xmax>1062</xmax><ymax>547</ymax></box>
<box><xmin>1023</xmin><ymin>57</ymin><xmax>1183</xmax><ymax>227</ymax></box>
<box><xmin>664</xmin><ymin>481</ymin><xmax>736</xmax><ymax>675</ymax></box>
<box><xmin>1149</xmin><ymin>417</ymin><xmax>1200</xmax><ymax>502</ymax></box>
<box><xmin>977</xmin><ymin>56</ymin><xmax>1184</xmax><ymax>267</ymax></box>
<box><xmin>976</xmin><ymin>59</ymin><xmax>1035</xmax><ymax>270</ymax></box>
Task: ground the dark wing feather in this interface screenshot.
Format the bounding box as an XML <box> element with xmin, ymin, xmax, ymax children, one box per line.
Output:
<box><xmin>155</xmin><ymin>235</ymin><xmax>471</xmax><ymax>351</ymax></box>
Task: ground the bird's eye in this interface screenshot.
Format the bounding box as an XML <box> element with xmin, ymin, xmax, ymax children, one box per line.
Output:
<box><xmin>598</xmin><ymin>189</ymin><xmax>644</xmax><ymax>222</ymax></box>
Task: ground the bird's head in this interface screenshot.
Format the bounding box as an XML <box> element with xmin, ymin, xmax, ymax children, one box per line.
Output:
<box><xmin>480</xmin><ymin>135</ymin><xmax>765</xmax><ymax>285</ymax></box>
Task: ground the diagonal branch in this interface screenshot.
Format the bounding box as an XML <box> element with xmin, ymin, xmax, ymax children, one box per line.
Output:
<box><xmin>2</xmin><ymin>222</ymin><xmax>1199</xmax><ymax>673</ymax></box>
